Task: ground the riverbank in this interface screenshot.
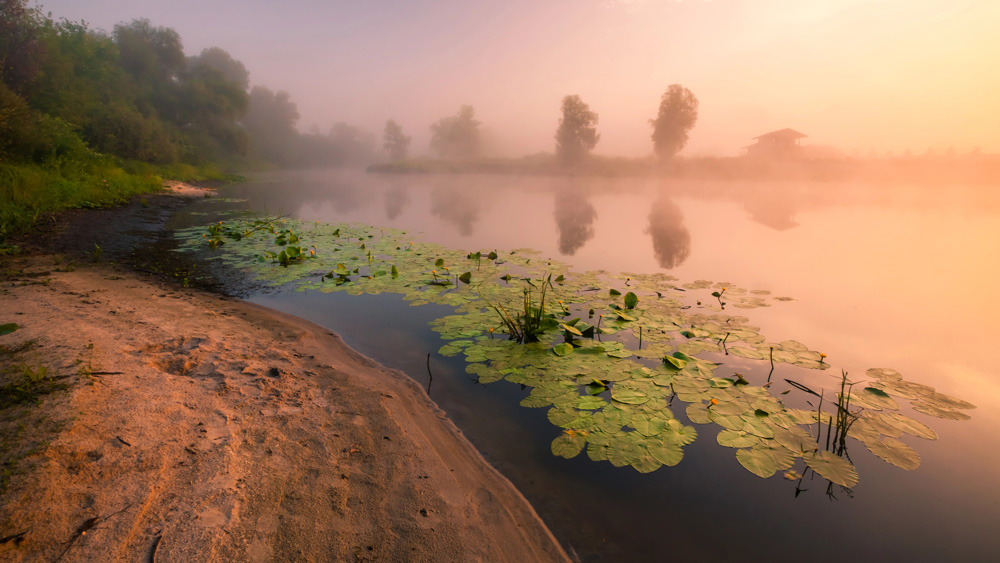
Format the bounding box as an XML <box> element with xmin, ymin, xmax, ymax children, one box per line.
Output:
<box><xmin>0</xmin><ymin>186</ymin><xmax>569</xmax><ymax>562</ymax></box>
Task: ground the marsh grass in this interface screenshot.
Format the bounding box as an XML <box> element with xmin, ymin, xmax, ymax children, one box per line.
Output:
<box><xmin>484</xmin><ymin>274</ymin><xmax>558</xmax><ymax>343</ymax></box>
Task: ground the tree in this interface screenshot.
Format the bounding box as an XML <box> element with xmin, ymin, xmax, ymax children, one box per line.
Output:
<box><xmin>430</xmin><ymin>105</ymin><xmax>480</xmax><ymax>159</ymax></box>
<box><xmin>650</xmin><ymin>84</ymin><xmax>698</xmax><ymax>161</ymax></box>
<box><xmin>0</xmin><ymin>0</ymin><xmax>45</xmax><ymax>93</ymax></box>
<box><xmin>382</xmin><ymin>119</ymin><xmax>410</xmax><ymax>161</ymax></box>
<box><xmin>555</xmin><ymin>95</ymin><xmax>599</xmax><ymax>165</ymax></box>
<box><xmin>188</xmin><ymin>47</ymin><xmax>249</xmax><ymax>90</ymax></box>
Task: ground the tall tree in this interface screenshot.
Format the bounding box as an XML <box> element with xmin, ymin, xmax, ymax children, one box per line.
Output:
<box><xmin>382</xmin><ymin>119</ymin><xmax>410</xmax><ymax>161</ymax></box>
<box><xmin>649</xmin><ymin>84</ymin><xmax>698</xmax><ymax>161</ymax></box>
<box><xmin>430</xmin><ymin>105</ymin><xmax>480</xmax><ymax>159</ymax></box>
<box><xmin>188</xmin><ymin>47</ymin><xmax>249</xmax><ymax>91</ymax></box>
<box><xmin>0</xmin><ymin>0</ymin><xmax>45</xmax><ymax>93</ymax></box>
<box><xmin>555</xmin><ymin>95</ymin><xmax>600</xmax><ymax>166</ymax></box>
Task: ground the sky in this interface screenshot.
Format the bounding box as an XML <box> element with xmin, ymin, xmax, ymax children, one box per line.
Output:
<box><xmin>36</xmin><ymin>0</ymin><xmax>1000</xmax><ymax>157</ymax></box>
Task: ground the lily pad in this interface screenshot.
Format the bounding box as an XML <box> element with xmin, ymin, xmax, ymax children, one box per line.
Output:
<box><xmin>0</xmin><ymin>323</ymin><xmax>17</xmax><ymax>336</ymax></box>
<box><xmin>865</xmin><ymin>437</ymin><xmax>920</xmax><ymax>470</ymax></box>
<box><xmin>804</xmin><ymin>451</ymin><xmax>859</xmax><ymax>487</ymax></box>
<box><xmin>736</xmin><ymin>447</ymin><xmax>778</xmax><ymax>478</ymax></box>
<box><xmin>551</xmin><ymin>433</ymin><xmax>586</xmax><ymax>458</ymax></box>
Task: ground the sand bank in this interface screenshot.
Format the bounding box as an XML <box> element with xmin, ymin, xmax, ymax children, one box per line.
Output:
<box><xmin>0</xmin><ymin>187</ymin><xmax>569</xmax><ymax>562</ymax></box>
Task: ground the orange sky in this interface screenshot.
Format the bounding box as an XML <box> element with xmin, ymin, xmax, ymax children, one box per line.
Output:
<box><xmin>42</xmin><ymin>0</ymin><xmax>1000</xmax><ymax>156</ymax></box>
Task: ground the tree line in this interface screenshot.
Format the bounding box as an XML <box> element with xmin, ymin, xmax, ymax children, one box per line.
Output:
<box><xmin>0</xmin><ymin>0</ymin><xmax>373</xmax><ymax>172</ymax></box>
<box><xmin>382</xmin><ymin>85</ymin><xmax>699</xmax><ymax>167</ymax></box>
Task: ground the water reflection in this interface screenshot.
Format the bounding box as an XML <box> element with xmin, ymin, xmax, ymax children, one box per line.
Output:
<box><xmin>553</xmin><ymin>187</ymin><xmax>597</xmax><ymax>256</ymax></box>
<box><xmin>430</xmin><ymin>184</ymin><xmax>481</xmax><ymax>236</ymax></box>
<box><xmin>646</xmin><ymin>195</ymin><xmax>691</xmax><ymax>269</ymax></box>
<box><xmin>383</xmin><ymin>183</ymin><xmax>411</xmax><ymax>220</ymax></box>
<box><xmin>744</xmin><ymin>192</ymin><xmax>799</xmax><ymax>231</ymax></box>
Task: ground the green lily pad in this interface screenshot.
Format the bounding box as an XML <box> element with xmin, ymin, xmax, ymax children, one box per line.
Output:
<box><xmin>736</xmin><ymin>447</ymin><xmax>778</xmax><ymax>478</ymax></box>
<box><xmin>717</xmin><ymin>430</ymin><xmax>761</xmax><ymax>448</ymax></box>
<box><xmin>804</xmin><ymin>451</ymin><xmax>859</xmax><ymax>487</ymax></box>
<box><xmin>552</xmin><ymin>343</ymin><xmax>575</xmax><ymax>356</ymax></box>
<box><xmin>646</xmin><ymin>442</ymin><xmax>684</xmax><ymax>466</ymax></box>
<box><xmin>551</xmin><ymin>433</ymin><xmax>586</xmax><ymax>459</ymax></box>
<box><xmin>0</xmin><ymin>323</ymin><xmax>17</xmax><ymax>336</ymax></box>
<box><xmin>612</xmin><ymin>388</ymin><xmax>650</xmax><ymax>405</ymax></box>
<box><xmin>865</xmin><ymin>437</ymin><xmax>920</xmax><ymax>470</ymax></box>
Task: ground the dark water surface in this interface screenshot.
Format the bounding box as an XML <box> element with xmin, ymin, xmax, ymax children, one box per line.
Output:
<box><xmin>170</xmin><ymin>170</ymin><xmax>1000</xmax><ymax>562</ymax></box>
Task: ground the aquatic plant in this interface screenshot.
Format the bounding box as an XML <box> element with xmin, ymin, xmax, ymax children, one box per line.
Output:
<box><xmin>173</xmin><ymin>218</ymin><xmax>976</xmax><ymax>486</ymax></box>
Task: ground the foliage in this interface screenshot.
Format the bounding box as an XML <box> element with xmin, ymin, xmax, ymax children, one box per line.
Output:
<box><xmin>430</xmin><ymin>105</ymin><xmax>481</xmax><ymax>160</ymax></box>
<box><xmin>175</xmin><ymin>218</ymin><xmax>974</xmax><ymax>484</ymax></box>
<box><xmin>383</xmin><ymin>119</ymin><xmax>411</xmax><ymax>161</ymax></box>
<box><xmin>650</xmin><ymin>84</ymin><xmax>699</xmax><ymax>161</ymax></box>
<box><xmin>555</xmin><ymin>95</ymin><xmax>600</xmax><ymax>166</ymax></box>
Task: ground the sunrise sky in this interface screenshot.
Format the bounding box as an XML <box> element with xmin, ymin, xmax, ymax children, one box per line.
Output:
<box><xmin>38</xmin><ymin>0</ymin><xmax>1000</xmax><ymax>157</ymax></box>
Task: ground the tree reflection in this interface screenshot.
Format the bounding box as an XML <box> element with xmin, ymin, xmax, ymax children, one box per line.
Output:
<box><xmin>383</xmin><ymin>184</ymin><xmax>410</xmax><ymax>220</ymax></box>
<box><xmin>430</xmin><ymin>185</ymin><xmax>480</xmax><ymax>236</ymax></box>
<box><xmin>646</xmin><ymin>195</ymin><xmax>691</xmax><ymax>269</ymax></box>
<box><xmin>553</xmin><ymin>189</ymin><xmax>597</xmax><ymax>255</ymax></box>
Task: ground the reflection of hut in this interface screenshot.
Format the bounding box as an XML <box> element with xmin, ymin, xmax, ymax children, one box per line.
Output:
<box><xmin>741</xmin><ymin>128</ymin><xmax>807</xmax><ymax>158</ymax></box>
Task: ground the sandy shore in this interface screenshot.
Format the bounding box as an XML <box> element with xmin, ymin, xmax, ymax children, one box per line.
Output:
<box><xmin>0</xmin><ymin>186</ymin><xmax>569</xmax><ymax>562</ymax></box>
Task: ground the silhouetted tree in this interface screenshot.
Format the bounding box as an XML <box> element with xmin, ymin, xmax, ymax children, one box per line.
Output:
<box><xmin>650</xmin><ymin>84</ymin><xmax>698</xmax><ymax>161</ymax></box>
<box><xmin>555</xmin><ymin>95</ymin><xmax>600</xmax><ymax>166</ymax></box>
<box><xmin>382</xmin><ymin>119</ymin><xmax>411</xmax><ymax>161</ymax></box>
<box><xmin>646</xmin><ymin>195</ymin><xmax>691</xmax><ymax>269</ymax></box>
<box><xmin>430</xmin><ymin>105</ymin><xmax>480</xmax><ymax>159</ymax></box>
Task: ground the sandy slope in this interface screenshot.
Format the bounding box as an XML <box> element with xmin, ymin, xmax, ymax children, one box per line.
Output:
<box><xmin>0</xmin><ymin>189</ymin><xmax>569</xmax><ymax>562</ymax></box>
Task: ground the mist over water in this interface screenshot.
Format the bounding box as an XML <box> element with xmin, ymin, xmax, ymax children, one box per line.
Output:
<box><xmin>215</xmin><ymin>169</ymin><xmax>999</xmax><ymax>561</ymax></box>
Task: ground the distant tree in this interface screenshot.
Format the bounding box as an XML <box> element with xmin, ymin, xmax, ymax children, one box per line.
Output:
<box><xmin>650</xmin><ymin>84</ymin><xmax>698</xmax><ymax>161</ymax></box>
<box><xmin>188</xmin><ymin>47</ymin><xmax>249</xmax><ymax>90</ymax></box>
<box><xmin>242</xmin><ymin>86</ymin><xmax>300</xmax><ymax>163</ymax></box>
<box><xmin>555</xmin><ymin>95</ymin><xmax>600</xmax><ymax>166</ymax></box>
<box><xmin>382</xmin><ymin>119</ymin><xmax>411</xmax><ymax>161</ymax></box>
<box><xmin>113</xmin><ymin>19</ymin><xmax>185</xmax><ymax>83</ymax></box>
<box><xmin>430</xmin><ymin>105</ymin><xmax>480</xmax><ymax>159</ymax></box>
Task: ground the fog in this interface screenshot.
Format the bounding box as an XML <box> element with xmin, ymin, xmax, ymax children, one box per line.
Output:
<box><xmin>40</xmin><ymin>0</ymin><xmax>999</xmax><ymax>158</ymax></box>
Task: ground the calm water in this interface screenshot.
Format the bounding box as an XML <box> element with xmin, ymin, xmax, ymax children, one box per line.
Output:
<box><xmin>173</xmin><ymin>170</ymin><xmax>1000</xmax><ymax>561</ymax></box>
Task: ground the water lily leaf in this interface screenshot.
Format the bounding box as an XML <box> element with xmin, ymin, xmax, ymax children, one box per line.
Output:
<box><xmin>741</xmin><ymin>417</ymin><xmax>775</xmax><ymax>439</ymax></box>
<box><xmin>459</xmin><ymin>272</ymin><xmax>472</xmax><ymax>284</ymax></box>
<box><xmin>663</xmin><ymin>356</ymin><xmax>687</xmax><ymax>370</ymax></box>
<box><xmin>434</xmin><ymin>258</ymin><xmax>445</xmax><ymax>267</ymax></box>
<box><xmin>611</xmin><ymin>388</ymin><xmax>649</xmax><ymax>405</ymax></box>
<box><xmin>559</xmin><ymin>324</ymin><xmax>583</xmax><ymax>337</ymax></box>
<box><xmin>921</xmin><ymin>391</ymin><xmax>976</xmax><ymax>411</ymax></box>
<box><xmin>736</xmin><ymin>448</ymin><xmax>778</xmax><ymax>478</ymax></box>
<box><xmin>631</xmin><ymin>455</ymin><xmax>662</xmax><ymax>474</ymax></box>
<box><xmin>551</xmin><ymin>434</ymin><xmax>586</xmax><ymax>459</ymax></box>
<box><xmin>577</xmin><ymin>395</ymin><xmax>607</xmax><ymax>410</ymax></box>
<box><xmin>865</xmin><ymin>437</ymin><xmax>920</xmax><ymax>470</ymax></box>
<box><xmin>552</xmin><ymin>343</ymin><xmax>575</xmax><ymax>356</ymax></box>
<box><xmin>632</xmin><ymin>416</ymin><xmax>667</xmax><ymax>437</ymax></box>
<box><xmin>911</xmin><ymin>401</ymin><xmax>970</xmax><ymax>420</ymax></box>
<box><xmin>717</xmin><ymin>430</ymin><xmax>760</xmax><ymax>448</ymax></box>
<box><xmin>878</xmin><ymin>412</ymin><xmax>938</xmax><ymax>440</ymax></box>
<box><xmin>607</xmin><ymin>349</ymin><xmax>633</xmax><ymax>359</ymax></box>
<box><xmin>804</xmin><ymin>451</ymin><xmax>859</xmax><ymax>487</ymax></box>
<box><xmin>609</xmin><ymin>288</ymin><xmax>621</xmax><ymax>296</ymax></box>
<box><xmin>867</xmin><ymin>367</ymin><xmax>903</xmax><ymax>382</ymax></box>
<box><xmin>0</xmin><ymin>323</ymin><xmax>17</xmax><ymax>336</ymax></box>
<box><xmin>686</xmin><ymin>402</ymin><xmax>712</xmax><ymax>424</ymax></box>
<box><xmin>773</xmin><ymin>426</ymin><xmax>818</xmax><ymax>455</ymax></box>
<box><xmin>646</xmin><ymin>442</ymin><xmax>683</xmax><ymax>466</ymax></box>
<box><xmin>624</xmin><ymin>292</ymin><xmax>639</xmax><ymax>309</ymax></box>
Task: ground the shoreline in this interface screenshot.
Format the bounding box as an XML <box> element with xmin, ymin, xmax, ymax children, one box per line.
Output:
<box><xmin>0</xmin><ymin>186</ymin><xmax>570</xmax><ymax>562</ymax></box>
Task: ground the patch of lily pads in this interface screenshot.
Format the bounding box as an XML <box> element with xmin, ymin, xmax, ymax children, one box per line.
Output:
<box><xmin>173</xmin><ymin>217</ymin><xmax>976</xmax><ymax>486</ymax></box>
